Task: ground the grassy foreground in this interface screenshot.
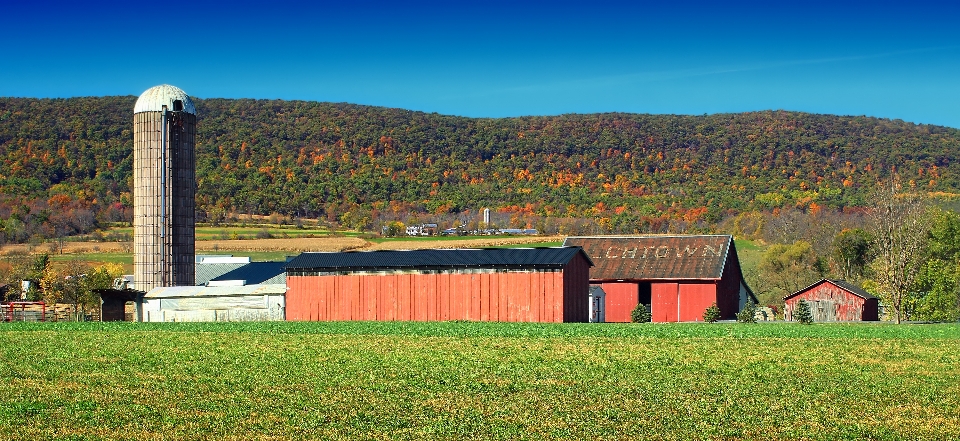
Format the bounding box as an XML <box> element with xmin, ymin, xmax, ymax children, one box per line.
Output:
<box><xmin>1</xmin><ymin>322</ymin><xmax>958</xmax><ymax>440</ymax></box>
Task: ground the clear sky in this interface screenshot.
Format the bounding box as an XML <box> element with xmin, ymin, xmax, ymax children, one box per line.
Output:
<box><xmin>5</xmin><ymin>1</ymin><xmax>959</xmax><ymax>128</ymax></box>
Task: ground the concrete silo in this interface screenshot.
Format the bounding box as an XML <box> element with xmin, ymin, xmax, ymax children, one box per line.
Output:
<box><xmin>133</xmin><ymin>85</ymin><xmax>196</xmax><ymax>291</ymax></box>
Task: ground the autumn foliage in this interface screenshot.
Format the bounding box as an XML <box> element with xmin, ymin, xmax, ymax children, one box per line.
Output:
<box><xmin>2</xmin><ymin>97</ymin><xmax>960</xmax><ymax>242</ymax></box>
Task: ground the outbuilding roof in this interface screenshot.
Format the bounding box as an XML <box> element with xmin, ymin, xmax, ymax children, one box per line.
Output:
<box><xmin>785</xmin><ymin>279</ymin><xmax>878</xmax><ymax>301</ymax></box>
<box><xmin>195</xmin><ymin>262</ymin><xmax>286</xmax><ymax>286</ymax></box>
<box><xmin>284</xmin><ymin>247</ymin><xmax>592</xmax><ymax>271</ymax></box>
<box><xmin>562</xmin><ymin>235</ymin><xmax>736</xmax><ymax>280</ymax></box>
<box><xmin>210</xmin><ymin>262</ymin><xmax>286</xmax><ymax>285</ymax></box>
<box><xmin>196</xmin><ymin>263</ymin><xmax>248</xmax><ymax>286</ymax></box>
<box><xmin>145</xmin><ymin>284</ymin><xmax>286</xmax><ymax>299</ymax></box>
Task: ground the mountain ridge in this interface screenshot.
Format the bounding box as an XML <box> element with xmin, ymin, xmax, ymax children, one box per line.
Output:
<box><xmin>2</xmin><ymin>96</ymin><xmax>959</xmax><ymax>239</ymax></box>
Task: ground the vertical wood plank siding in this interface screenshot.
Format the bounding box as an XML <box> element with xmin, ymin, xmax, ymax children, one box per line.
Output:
<box><xmin>784</xmin><ymin>281</ymin><xmax>879</xmax><ymax>322</ymax></box>
<box><xmin>600</xmin><ymin>282</ymin><xmax>640</xmax><ymax>323</ymax></box>
<box><xmin>286</xmin><ymin>253</ymin><xmax>591</xmax><ymax>322</ymax></box>
<box><xmin>678</xmin><ymin>283</ymin><xmax>717</xmax><ymax>322</ymax></box>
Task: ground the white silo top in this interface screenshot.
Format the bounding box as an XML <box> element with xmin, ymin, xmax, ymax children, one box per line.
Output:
<box><xmin>134</xmin><ymin>84</ymin><xmax>197</xmax><ymax>114</ymax></box>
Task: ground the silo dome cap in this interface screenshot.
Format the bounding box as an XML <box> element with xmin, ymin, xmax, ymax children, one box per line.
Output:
<box><xmin>134</xmin><ymin>84</ymin><xmax>196</xmax><ymax>115</ymax></box>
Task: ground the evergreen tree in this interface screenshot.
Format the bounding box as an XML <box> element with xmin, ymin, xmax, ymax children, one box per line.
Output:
<box><xmin>703</xmin><ymin>303</ymin><xmax>721</xmax><ymax>323</ymax></box>
<box><xmin>630</xmin><ymin>303</ymin><xmax>651</xmax><ymax>323</ymax></box>
<box><xmin>737</xmin><ymin>300</ymin><xmax>758</xmax><ymax>323</ymax></box>
<box><xmin>794</xmin><ymin>299</ymin><xmax>813</xmax><ymax>324</ymax></box>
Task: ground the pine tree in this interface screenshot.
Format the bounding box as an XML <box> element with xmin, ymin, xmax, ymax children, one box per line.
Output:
<box><xmin>630</xmin><ymin>303</ymin><xmax>651</xmax><ymax>323</ymax></box>
<box><xmin>794</xmin><ymin>299</ymin><xmax>813</xmax><ymax>324</ymax></box>
<box><xmin>737</xmin><ymin>300</ymin><xmax>758</xmax><ymax>323</ymax></box>
<box><xmin>703</xmin><ymin>302</ymin><xmax>721</xmax><ymax>323</ymax></box>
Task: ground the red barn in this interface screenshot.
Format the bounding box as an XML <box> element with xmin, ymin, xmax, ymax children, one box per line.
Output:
<box><xmin>784</xmin><ymin>279</ymin><xmax>879</xmax><ymax>322</ymax></box>
<box><xmin>563</xmin><ymin>235</ymin><xmax>756</xmax><ymax>322</ymax></box>
<box><xmin>284</xmin><ymin>247</ymin><xmax>593</xmax><ymax>322</ymax></box>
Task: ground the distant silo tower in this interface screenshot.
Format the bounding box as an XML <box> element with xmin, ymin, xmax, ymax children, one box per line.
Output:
<box><xmin>133</xmin><ymin>85</ymin><xmax>197</xmax><ymax>292</ymax></box>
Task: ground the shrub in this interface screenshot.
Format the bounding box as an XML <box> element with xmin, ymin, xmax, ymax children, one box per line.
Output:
<box><xmin>703</xmin><ymin>303</ymin><xmax>721</xmax><ymax>323</ymax></box>
<box><xmin>630</xmin><ymin>303</ymin><xmax>651</xmax><ymax>323</ymax></box>
<box><xmin>794</xmin><ymin>300</ymin><xmax>813</xmax><ymax>324</ymax></box>
<box><xmin>737</xmin><ymin>300</ymin><xmax>758</xmax><ymax>323</ymax></box>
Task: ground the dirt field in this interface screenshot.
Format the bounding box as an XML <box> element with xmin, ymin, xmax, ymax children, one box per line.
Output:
<box><xmin>0</xmin><ymin>235</ymin><xmax>565</xmax><ymax>256</ymax></box>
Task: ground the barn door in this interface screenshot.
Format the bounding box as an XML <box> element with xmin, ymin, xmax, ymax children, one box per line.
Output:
<box><xmin>651</xmin><ymin>283</ymin><xmax>679</xmax><ymax>322</ymax></box>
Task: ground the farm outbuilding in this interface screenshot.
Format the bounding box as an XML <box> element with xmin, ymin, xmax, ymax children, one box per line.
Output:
<box><xmin>563</xmin><ymin>235</ymin><xmax>756</xmax><ymax>322</ymax></box>
<box><xmin>140</xmin><ymin>284</ymin><xmax>286</xmax><ymax>322</ymax></box>
<box><xmin>284</xmin><ymin>247</ymin><xmax>593</xmax><ymax>322</ymax></box>
<box><xmin>784</xmin><ymin>279</ymin><xmax>879</xmax><ymax>322</ymax></box>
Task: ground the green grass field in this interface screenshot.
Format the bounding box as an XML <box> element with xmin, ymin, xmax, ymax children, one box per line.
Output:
<box><xmin>734</xmin><ymin>239</ymin><xmax>765</xmax><ymax>272</ymax></box>
<box><xmin>1</xmin><ymin>322</ymin><xmax>958</xmax><ymax>440</ymax></box>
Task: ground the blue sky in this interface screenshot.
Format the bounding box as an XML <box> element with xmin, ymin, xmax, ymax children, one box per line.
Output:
<box><xmin>5</xmin><ymin>1</ymin><xmax>959</xmax><ymax>128</ymax></box>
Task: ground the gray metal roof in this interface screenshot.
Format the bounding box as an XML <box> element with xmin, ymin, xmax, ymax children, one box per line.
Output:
<box><xmin>195</xmin><ymin>263</ymin><xmax>248</xmax><ymax>286</ymax></box>
<box><xmin>210</xmin><ymin>262</ymin><xmax>286</xmax><ymax>285</ymax></box>
<box><xmin>284</xmin><ymin>247</ymin><xmax>592</xmax><ymax>271</ymax></box>
<box><xmin>134</xmin><ymin>84</ymin><xmax>196</xmax><ymax>114</ymax></box>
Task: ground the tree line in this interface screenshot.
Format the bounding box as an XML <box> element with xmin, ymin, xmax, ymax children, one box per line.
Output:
<box><xmin>744</xmin><ymin>180</ymin><xmax>960</xmax><ymax>323</ymax></box>
<box><xmin>2</xmin><ymin>97</ymin><xmax>960</xmax><ymax>244</ymax></box>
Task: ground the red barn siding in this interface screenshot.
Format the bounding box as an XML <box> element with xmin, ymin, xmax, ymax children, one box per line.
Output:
<box><xmin>652</xmin><ymin>282</ymin><xmax>679</xmax><ymax>322</ymax></box>
<box><xmin>717</xmin><ymin>248</ymin><xmax>744</xmax><ymax>319</ymax></box>
<box><xmin>564</xmin><ymin>255</ymin><xmax>591</xmax><ymax>323</ymax></box>
<box><xmin>286</xmin><ymin>253</ymin><xmax>591</xmax><ymax>323</ymax></box>
<box><xmin>678</xmin><ymin>283</ymin><xmax>717</xmax><ymax>322</ymax></box>
<box><xmin>600</xmin><ymin>283</ymin><xmax>639</xmax><ymax>323</ymax></box>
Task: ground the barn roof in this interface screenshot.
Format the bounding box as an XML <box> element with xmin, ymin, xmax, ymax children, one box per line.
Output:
<box><xmin>562</xmin><ymin>235</ymin><xmax>736</xmax><ymax>280</ymax></box>
<box><xmin>785</xmin><ymin>279</ymin><xmax>878</xmax><ymax>301</ymax></box>
<box><xmin>284</xmin><ymin>247</ymin><xmax>592</xmax><ymax>271</ymax></box>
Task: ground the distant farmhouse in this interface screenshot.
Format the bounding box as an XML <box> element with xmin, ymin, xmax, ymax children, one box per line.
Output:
<box><xmin>405</xmin><ymin>223</ymin><xmax>438</xmax><ymax>236</ymax></box>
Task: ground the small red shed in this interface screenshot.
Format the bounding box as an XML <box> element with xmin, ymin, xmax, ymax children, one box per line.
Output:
<box><xmin>563</xmin><ymin>235</ymin><xmax>756</xmax><ymax>322</ymax></box>
<box><xmin>784</xmin><ymin>279</ymin><xmax>879</xmax><ymax>322</ymax></box>
<box><xmin>284</xmin><ymin>247</ymin><xmax>593</xmax><ymax>322</ymax></box>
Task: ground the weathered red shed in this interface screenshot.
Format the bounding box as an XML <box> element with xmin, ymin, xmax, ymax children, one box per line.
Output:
<box><xmin>784</xmin><ymin>279</ymin><xmax>879</xmax><ymax>322</ymax></box>
<box><xmin>563</xmin><ymin>235</ymin><xmax>755</xmax><ymax>322</ymax></box>
<box><xmin>284</xmin><ymin>247</ymin><xmax>593</xmax><ymax>322</ymax></box>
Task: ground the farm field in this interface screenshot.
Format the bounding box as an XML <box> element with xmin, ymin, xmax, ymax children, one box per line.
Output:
<box><xmin>3</xmin><ymin>235</ymin><xmax>567</xmax><ymax>275</ymax></box>
<box><xmin>1</xmin><ymin>322</ymin><xmax>958</xmax><ymax>440</ymax></box>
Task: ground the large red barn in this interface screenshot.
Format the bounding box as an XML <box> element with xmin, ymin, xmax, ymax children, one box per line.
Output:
<box><xmin>284</xmin><ymin>247</ymin><xmax>593</xmax><ymax>322</ymax></box>
<box><xmin>784</xmin><ymin>279</ymin><xmax>879</xmax><ymax>322</ymax></box>
<box><xmin>563</xmin><ymin>235</ymin><xmax>755</xmax><ymax>322</ymax></box>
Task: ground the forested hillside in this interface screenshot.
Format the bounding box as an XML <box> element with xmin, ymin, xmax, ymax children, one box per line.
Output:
<box><xmin>2</xmin><ymin>96</ymin><xmax>960</xmax><ymax>241</ymax></box>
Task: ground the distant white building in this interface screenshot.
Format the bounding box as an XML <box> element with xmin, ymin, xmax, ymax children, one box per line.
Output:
<box><xmin>406</xmin><ymin>223</ymin><xmax>438</xmax><ymax>236</ymax></box>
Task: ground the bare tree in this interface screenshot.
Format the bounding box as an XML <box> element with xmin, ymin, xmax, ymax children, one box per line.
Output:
<box><xmin>870</xmin><ymin>178</ymin><xmax>930</xmax><ymax>323</ymax></box>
